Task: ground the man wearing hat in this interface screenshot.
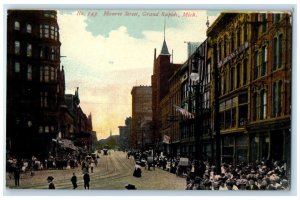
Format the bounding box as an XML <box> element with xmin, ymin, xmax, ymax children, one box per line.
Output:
<box><xmin>47</xmin><ymin>176</ymin><xmax>55</xmax><ymax>189</ymax></box>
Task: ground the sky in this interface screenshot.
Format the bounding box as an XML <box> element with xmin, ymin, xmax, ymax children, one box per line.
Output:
<box><xmin>57</xmin><ymin>9</ymin><xmax>220</xmax><ymax>140</ymax></box>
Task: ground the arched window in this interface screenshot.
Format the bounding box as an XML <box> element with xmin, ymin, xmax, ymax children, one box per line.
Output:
<box><xmin>261</xmin><ymin>45</ymin><xmax>267</xmax><ymax>76</ymax></box>
<box><xmin>14</xmin><ymin>21</ymin><xmax>20</xmax><ymax>30</ymax></box>
<box><xmin>260</xmin><ymin>89</ymin><xmax>267</xmax><ymax>120</ymax></box>
<box><xmin>27</xmin><ymin>44</ymin><xmax>32</xmax><ymax>57</ymax></box>
<box><xmin>15</xmin><ymin>62</ymin><xmax>20</xmax><ymax>73</ymax></box>
<box><xmin>273</xmin><ymin>37</ymin><xmax>278</xmax><ymax>70</ymax></box>
<box><xmin>279</xmin><ymin>34</ymin><xmax>283</xmax><ymax>68</ymax></box>
<box><xmin>15</xmin><ymin>41</ymin><xmax>20</xmax><ymax>54</ymax></box>
<box><xmin>26</xmin><ymin>24</ymin><xmax>32</xmax><ymax>33</ymax></box>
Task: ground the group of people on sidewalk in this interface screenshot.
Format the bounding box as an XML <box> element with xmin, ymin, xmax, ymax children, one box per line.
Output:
<box><xmin>184</xmin><ymin>160</ymin><xmax>289</xmax><ymax>190</ymax></box>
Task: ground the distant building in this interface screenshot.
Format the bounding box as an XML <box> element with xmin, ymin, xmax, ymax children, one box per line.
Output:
<box><xmin>119</xmin><ymin>117</ymin><xmax>132</xmax><ymax>150</ymax></box>
<box><xmin>65</xmin><ymin>88</ymin><xmax>95</xmax><ymax>153</ymax></box>
<box><xmin>131</xmin><ymin>86</ymin><xmax>152</xmax><ymax>149</ymax></box>
<box><xmin>186</xmin><ymin>42</ymin><xmax>201</xmax><ymax>58</ymax></box>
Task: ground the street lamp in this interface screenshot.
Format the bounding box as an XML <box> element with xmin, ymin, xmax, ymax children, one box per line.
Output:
<box><xmin>190</xmin><ymin>50</ymin><xmax>203</xmax><ymax>164</ymax></box>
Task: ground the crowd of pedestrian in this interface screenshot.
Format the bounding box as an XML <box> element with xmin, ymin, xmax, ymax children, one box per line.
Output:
<box><xmin>6</xmin><ymin>152</ymin><xmax>99</xmax><ymax>189</ymax></box>
<box><xmin>184</xmin><ymin>160</ymin><xmax>289</xmax><ymax>190</ymax></box>
<box><xmin>126</xmin><ymin>149</ymin><xmax>290</xmax><ymax>191</ymax></box>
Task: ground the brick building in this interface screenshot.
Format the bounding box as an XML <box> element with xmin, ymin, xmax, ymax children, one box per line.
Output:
<box><xmin>207</xmin><ymin>12</ymin><xmax>291</xmax><ymax>166</ymax></box>
<box><xmin>6</xmin><ymin>10</ymin><xmax>63</xmax><ymax>159</ymax></box>
<box><xmin>151</xmin><ymin>30</ymin><xmax>182</xmax><ymax>151</ymax></box>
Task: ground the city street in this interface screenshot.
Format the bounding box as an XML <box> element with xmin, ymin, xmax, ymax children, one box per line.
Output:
<box><xmin>6</xmin><ymin>151</ymin><xmax>186</xmax><ymax>190</ymax></box>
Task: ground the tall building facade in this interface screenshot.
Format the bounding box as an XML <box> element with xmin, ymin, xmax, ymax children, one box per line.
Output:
<box><xmin>207</xmin><ymin>12</ymin><xmax>291</xmax><ymax>166</ymax></box>
<box><xmin>177</xmin><ymin>41</ymin><xmax>209</xmax><ymax>159</ymax></box>
<box><xmin>131</xmin><ymin>86</ymin><xmax>152</xmax><ymax>149</ymax></box>
<box><xmin>7</xmin><ymin>10</ymin><xmax>63</xmax><ymax>159</ymax></box>
<box><xmin>151</xmin><ymin>32</ymin><xmax>182</xmax><ymax>151</ymax></box>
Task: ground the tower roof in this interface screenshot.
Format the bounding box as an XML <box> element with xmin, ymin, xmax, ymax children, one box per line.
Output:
<box><xmin>160</xmin><ymin>40</ymin><xmax>170</xmax><ymax>55</ymax></box>
<box><xmin>160</xmin><ymin>21</ymin><xmax>170</xmax><ymax>55</ymax></box>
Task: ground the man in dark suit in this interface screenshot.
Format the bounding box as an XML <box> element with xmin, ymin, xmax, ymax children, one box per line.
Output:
<box><xmin>83</xmin><ymin>172</ymin><xmax>90</xmax><ymax>189</ymax></box>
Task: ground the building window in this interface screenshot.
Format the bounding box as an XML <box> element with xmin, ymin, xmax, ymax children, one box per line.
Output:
<box><xmin>231</xmin><ymin>33</ymin><xmax>234</xmax><ymax>52</ymax></box>
<box><xmin>224</xmin><ymin>37</ymin><xmax>227</xmax><ymax>57</ymax></box>
<box><xmin>45</xmin><ymin>25</ymin><xmax>49</xmax><ymax>38</ymax></box>
<box><xmin>27</xmin><ymin>64</ymin><xmax>32</xmax><ymax>80</ymax></box>
<box><xmin>236</xmin><ymin>64</ymin><xmax>241</xmax><ymax>88</ymax></box>
<box><xmin>40</xmin><ymin>66</ymin><xmax>49</xmax><ymax>82</ymax></box>
<box><xmin>272</xmin><ymin>80</ymin><xmax>283</xmax><ymax>117</ymax></box>
<box><xmin>273</xmin><ymin>13</ymin><xmax>281</xmax><ymax>23</ymax></box>
<box><xmin>261</xmin><ymin>13</ymin><xmax>267</xmax><ymax>33</ymax></box>
<box><xmin>40</xmin><ymin>25</ymin><xmax>43</xmax><ymax>38</ymax></box>
<box><xmin>273</xmin><ymin>34</ymin><xmax>283</xmax><ymax>71</ymax></box>
<box><xmin>244</xmin><ymin>24</ymin><xmax>247</xmax><ymax>42</ymax></box>
<box><xmin>14</xmin><ymin>21</ymin><xmax>20</xmax><ymax>30</ymax></box>
<box><xmin>272</xmin><ymin>82</ymin><xmax>277</xmax><ymax>117</ymax></box>
<box><xmin>273</xmin><ymin>37</ymin><xmax>278</xmax><ymax>70</ymax></box>
<box><xmin>278</xmin><ymin>80</ymin><xmax>282</xmax><ymax>115</ymax></box>
<box><xmin>230</xmin><ymin>67</ymin><xmax>234</xmax><ymax>91</ymax></box>
<box><xmin>278</xmin><ymin>34</ymin><xmax>283</xmax><ymax>68</ymax></box>
<box><xmin>261</xmin><ymin>45</ymin><xmax>267</xmax><ymax>76</ymax></box>
<box><xmin>45</xmin><ymin>126</ymin><xmax>49</xmax><ymax>133</ymax></box>
<box><xmin>26</xmin><ymin>24</ymin><xmax>32</xmax><ymax>33</ymax></box>
<box><xmin>40</xmin><ymin>92</ymin><xmax>48</xmax><ymax>108</ymax></box>
<box><xmin>253</xmin><ymin>92</ymin><xmax>258</xmax><ymax>121</ymax></box>
<box><xmin>237</xmin><ymin>29</ymin><xmax>241</xmax><ymax>47</ymax></box>
<box><xmin>50</xmin><ymin>66</ymin><xmax>56</xmax><ymax>80</ymax></box>
<box><xmin>50</xmin><ymin>26</ymin><xmax>55</xmax><ymax>39</ymax></box>
<box><xmin>54</xmin><ymin>27</ymin><xmax>58</xmax><ymax>40</ymax></box>
<box><xmin>45</xmin><ymin>66</ymin><xmax>49</xmax><ymax>82</ymax></box>
<box><xmin>39</xmin><ymin>126</ymin><xmax>43</xmax><ymax>133</ymax></box>
<box><xmin>40</xmin><ymin>47</ymin><xmax>44</xmax><ymax>58</ymax></box>
<box><xmin>27</xmin><ymin>44</ymin><xmax>32</xmax><ymax>57</ymax></box>
<box><xmin>15</xmin><ymin>41</ymin><xmax>20</xmax><ymax>54</ymax></box>
<box><xmin>51</xmin><ymin>48</ymin><xmax>55</xmax><ymax>60</ymax></box>
<box><xmin>207</xmin><ymin>63</ymin><xmax>211</xmax><ymax>83</ymax></box>
<box><xmin>15</xmin><ymin>62</ymin><xmax>20</xmax><ymax>73</ymax></box>
<box><xmin>260</xmin><ymin>89</ymin><xmax>267</xmax><ymax>120</ymax></box>
<box><xmin>243</xmin><ymin>59</ymin><xmax>247</xmax><ymax>85</ymax></box>
<box><xmin>254</xmin><ymin>51</ymin><xmax>259</xmax><ymax>79</ymax></box>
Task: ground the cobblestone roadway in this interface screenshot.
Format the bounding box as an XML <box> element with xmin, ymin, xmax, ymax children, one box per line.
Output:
<box><xmin>6</xmin><ymin>151</ymin><xmax>186</xmax><ymax>190</ymax></box>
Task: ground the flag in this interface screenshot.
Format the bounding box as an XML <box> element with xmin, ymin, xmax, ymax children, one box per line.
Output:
<box><xmin>163</xmin><ymin>135</ymin><xmax>170</xmax><ymax>144</ymax></box>
<box><xmin>173</xmin><ymin>105</ymin><xmax>195</xmax><ymax>119</ymax></box>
